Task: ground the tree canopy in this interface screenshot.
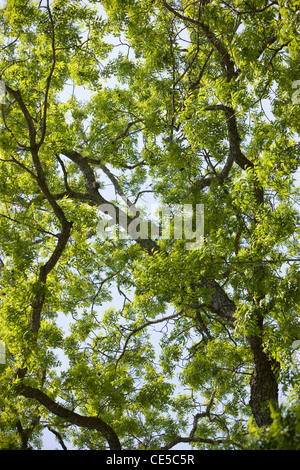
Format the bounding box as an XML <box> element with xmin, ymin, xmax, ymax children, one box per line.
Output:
<box><xmin>0</xmin><ymin>0</ymin><xmax>300</xmax><ymax>450</ymax></box>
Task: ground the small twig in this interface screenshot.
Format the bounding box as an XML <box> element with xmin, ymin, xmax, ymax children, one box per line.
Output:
<box><xmin>115</xmin><ymin>309</ymin><xmax>184</xmax><ymax>368</ymax></box>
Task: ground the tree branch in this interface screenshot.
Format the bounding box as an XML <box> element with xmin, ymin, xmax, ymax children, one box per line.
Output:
<box><xmin>115</xmin><ymin>309</ymin><xmax>184</xmax><ymax>368</ymax></box>
<box><xmin>160</xmin><ymin>435</ymin><xmax>228</xmax><ymax>450</ymax></box>
<box><xmin>205</xmin><ymin>104</ymin><xmax>264</xmax><ymax>203</ymax></box>
<box><xmin>47</xmin><ymin>426</ymin><xmax>68</xmax><ymax>450</ymax></box>
<box><xmin>37</xmin><ymin>0</ymin><xmax>56</xmax><ymax>147</ymax></box>
<box><xmin>163</xmin><ymin>1</ymin><xmax>237</xmax><ymax>81</ymax></box>
<box><xmin>61</xmin><ymin>149</ymin><xmax>159</xmax><ymax>253</ymax></box>
<box><xmin>5</xmin><ymin>84</ymin><xmax>37</xmax><ymax>149</ymax></box>
<box><xmin>17</xmin><ymin>384</ymin><xmax>122</xmax><ymax>450</ymax></box>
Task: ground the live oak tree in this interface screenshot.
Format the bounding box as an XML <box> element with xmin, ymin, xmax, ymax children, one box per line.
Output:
<box><xmin>0</xmin><ymin>0</ymin><xmax>300</xmax><ymax>450</ymax></box>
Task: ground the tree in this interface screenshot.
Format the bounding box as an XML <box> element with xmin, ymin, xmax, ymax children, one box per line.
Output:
<box><xmin>0</xmin><ymin>0</ymin><xmax>300</xmax><ymax>450</ymax></box>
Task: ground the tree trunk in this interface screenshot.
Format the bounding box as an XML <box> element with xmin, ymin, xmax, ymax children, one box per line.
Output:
<box><xmin>246</xmin><ymin>333</ymin><xmax>279</xmax><ymax>427</ymax></box>
<box><xmin>199</xmin><ymin>276</ymin><xmax>279</xmax><ymax>427</ymax></box>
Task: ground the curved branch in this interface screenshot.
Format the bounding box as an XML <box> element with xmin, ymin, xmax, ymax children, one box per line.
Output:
<box><xmin>61</xmin><ymin>149</ymin><xmax>159</xmax><ymax>253</ymax></box>
<box><xmin>18</xmin><ymin>384</ymin><xmax>121</xmax><ymax>450</ymax></box>
<box><xmin>5</xmin><ymin>84</ymin><xmax>37</xmax><ymax>149</ymax></box>
<box><xmin>205</xmin><ymin>104</ymin><xmax>264</xmax><ymax>203</ymax></box>
<box><xmin>205</xmin><ymin>105</ymin><xmax>252</xmax><ymax>170</ymax></box>
<box><xmin>163</xmin><ymin>1</ymin><xmax>237</xmax><ymax>81</ymax></box>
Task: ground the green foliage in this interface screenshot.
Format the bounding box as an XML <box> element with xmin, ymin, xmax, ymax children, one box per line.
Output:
<box><xmin>248</xmin><ymin>403</ymin><xmax>300</xmax><ymax>450</ymax></box>
<box><xmin>0</xmin><ymin>0</ymin><xmax>300</xmax><ymax>451</ymax></box>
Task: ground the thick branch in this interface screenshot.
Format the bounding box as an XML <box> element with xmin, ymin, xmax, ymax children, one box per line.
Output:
<box><xmin>198</xmin><ymin>275</ymin><xmax>278</xmax><ymax>426</ymax></box>
<box><xmin>160</xmin><ymin>435</ymin><xmax>228</xmax><ymax>450</ymax></box>
<box><xmin>27</xmin><ymin>149</ymin><xmax>73</xmax><ymax>335</ymax></box>
<box><xmin>199</xmin><ymin>276</ymin><xmax>236</xmax><ymax>328</ymax></box>
<box><xmin>246</xmin><ymin>315</ymin><xmax>279</xmax><ymax>427</ymax></box>
<box><xmin>205</xmin><ymin>105</ymin><xmax>252</xmax><ymax>170</ymax></box>
<box><xmin>205</xmin><ymin>104</ymin><xmax>264</xmax><ymax>204</ymax></box>
<box><xmin>18</xmin><ymin>384</ymin><xmax>121</xmax><ymax>450</ymax></box>
<box><xmin>15</xmin><ymin>411</ymin><xmax>40</xmax><ymax>450</ymax></box>
<box><xmin>16</xmin><ymin>420</ymin><xmax>30</xmax><ymax>450</ymax></box>
<box><xmin>5</xmin><ymin>84</ymin><xmax>37</xmax><ymax>148</ymax></box>
<box><xmin>61</xmin><ymin>149</ymin><xmax>158</xmax><ymax>253</ymax></box>
<box><xmin>5</xmin><ymin>89</ymin><xmax>73</xmax><ymax>380</ymax></box>
<box><xmin>163</xmin><ymin>1</ymin><xmax>237</xmax><ymax>81</ymax></box>
<box><xmin>30</xmin><ymin>219</ymin><xmax>72</xmax><ymax>334</ymax></box>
